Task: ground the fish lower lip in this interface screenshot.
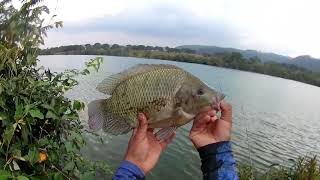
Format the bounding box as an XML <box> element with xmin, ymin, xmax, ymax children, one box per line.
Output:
<box><xmin>211</xmin><ymin>104</ymin><xmax>220</xmax><ymax>111</ymax></box>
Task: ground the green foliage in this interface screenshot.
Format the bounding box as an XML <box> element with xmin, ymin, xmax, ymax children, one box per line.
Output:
<box><xmin>0</xmin><ymin>0</ymin><xmax>109</xmax><ymax>179</ymax></box>
<box><xmin>238</xmin><ymin>156</ymin><xmax>320</xmax><ymax>180</ymax></box>
<box><xmin>41</xmin><ymin>43</ymin><xmax>320</xmax><ymax>87</ymax></box>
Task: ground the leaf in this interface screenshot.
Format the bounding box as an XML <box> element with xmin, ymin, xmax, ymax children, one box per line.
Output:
<box><xmin>0</xmin><ymin>97</ymin><xmax>5</xmax><ymax>108</ymax></box>
<box><xmin>26</xmin><ymin>54</ymin><xmax>36</xmax><ymax>65</ymax></box>
<box><xmin>0</xmin><ymin>112</ymin><xmax>7</xmax><ymax>121</ymax></box>
<box><xmin>54</xmin><ymin>21</ymin><xmax>63</xmax><ymax>28</ymax></box>
<box><xmin>29</xmin><ymin>109</ymin><xmax>44</xmax><ymax>119</ymax></box>
<box><xmin>73</xmin><ymin>100</ymin><xmax>83</xmax><ymax>110</ymax></box>
<box><xmin>70</xmin><ymin>131</ymin><xmax>81</xmax><ymax>140</ymax></box>
<box><xmin>17</xmin><ymin>176</ymin><xmax>29</xmax><ymax>180</ymax></box>
<box><xmin>14</xmin><ymin>103</ymin><xmax>24</xmax><ymax>120</ymax></box>
<box><xmin>30</xmin><ymin>177</ymin><xmax>40</xmax><ymax>180</ymax></box>
<box><xmin>0</xmin><ymin>170</ymin><xmax>11</xmax><ymax>176</ymax></box>
<box><xmin>21</xmin><ymin>126</ymin><xmax>29</xmax><ymax>144</ymax></box>
<box><xmin>62</xmin><ymin>113</ymin><xmax>78</xmax><ymax>121</ymax></box>
<box><xmin>41</xmin><ymin>104</ymin><xmax>54</xmax><ymax>111</ymax></box>
<box><xmin>80</xmin><ymin>172</ymin><xmax>94</xmax><ymax>180</ymax></box>
<box><xmin>3</xmin><ymin>126</ymin><xmax>15</xmax><ymax>145</ymax></box>
<box><xmin>12</xmin><ymin>149</ymin><xmax>21</xmax><ymax>157</ymax></box>
<box><xmin>38</xmin><ymin>137</ymin><xmax>48</xmax><ymax>147</ymax></box>
<box><xmin>63</xmin><ymin>161</ymin><xmax>75</xmax><ymax>171</ymax></box>
<box><xmin>65</xmin><ymin>142</ymin><xmax>73</xmax><ymax>153</ymax></box>
<box><xmin>0</xmin><ymin>175</ymin><xmax>10</xmax><ymax>180</ymax></box>
<box><xmin>9</xmin><ymin>60</ymin><xmax>17</xmax><ymax>74</ymax></box>
<box><xmin>0</xmin><ymin>84</ymin><xmax>3</xmax><ymax>94</ymax></box>
<box><xmin>0</xmin><ymin>170</ymin><xmax>11</xmax><ymax>180</ymax></box>
<box><xmin>45</xmin><ymin>111</ymin><xmax>58</xmax><ymax>120</ymax></box>
<box><xmin>53</xmin><ymin>173</ymin><xmax>64</xmax><ymax>180</ymax></box>
<box><xmin>25</xmin><ymin>147</ymin><xmax>39</xmax><ymax>165</ymax></box>
<box><xmin>81</xmin><ymin>69</ymin><xmax>90</xmax><ymax>75</ymax></box>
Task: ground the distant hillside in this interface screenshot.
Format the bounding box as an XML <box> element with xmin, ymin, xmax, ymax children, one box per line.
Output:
<box><xmin>177</xmin><ymin>45</ymin><xmax>320</xmax><ymax>72</ymax></box>
<box><xmin>290</xmin><ymin>55</ymin><xmax>320</xmax><ymax>72</ymax></box>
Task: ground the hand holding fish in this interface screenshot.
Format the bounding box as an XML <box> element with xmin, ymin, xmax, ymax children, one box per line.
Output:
<box><xmin>189</xmin><ymin>101</ymin><xmax>232</xmax><ymax>149</ymax></box>
<box><xmin>124</xmin><ymin>113</ymin><xmax>176</xmax><ymax>174</ymax></box>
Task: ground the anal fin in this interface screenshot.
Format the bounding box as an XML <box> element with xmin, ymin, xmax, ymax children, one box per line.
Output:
<box><xmin>104</xmin><ymin>112</ymin><xmax>132</xmax><ymax>135</ymax></box>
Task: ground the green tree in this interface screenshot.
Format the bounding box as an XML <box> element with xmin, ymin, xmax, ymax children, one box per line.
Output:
<box><xmin>93</xmin><ymin>43</ymin><xmax>101</xmax><ymax>49</ymax></box>
<box><xmin>0</xmin><ymin>1</ymin><xmax>109</xmax><ymax>179</ymax></box>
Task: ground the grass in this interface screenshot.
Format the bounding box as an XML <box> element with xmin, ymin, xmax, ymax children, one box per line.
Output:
<box><xmin>238</xmin><ymin>156</ymin><xmax>320</xmax><ymax>180</ymax></box>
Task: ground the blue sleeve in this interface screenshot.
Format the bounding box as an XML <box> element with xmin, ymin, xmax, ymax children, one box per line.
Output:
<box><xmin>198</xmin><ymin>141</ymin><xmax>238</xmax><ymax>180</ymax></box>
<box><xmin>112</xmin><ymin>160</ymin><xmax>145</xmax><ymax>180</ymax></box>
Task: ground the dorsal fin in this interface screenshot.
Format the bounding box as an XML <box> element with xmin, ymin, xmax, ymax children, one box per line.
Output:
<box><xmin>96</xmin><ymin>64</ymin><xmax>181</xmax><ymax>94</ymax></box>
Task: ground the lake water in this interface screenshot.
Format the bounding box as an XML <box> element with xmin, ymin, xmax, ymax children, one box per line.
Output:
<box><xmin>39</xmin><ymin>55</ymin><xmax>320</xmax><ymax>179</ymax></box>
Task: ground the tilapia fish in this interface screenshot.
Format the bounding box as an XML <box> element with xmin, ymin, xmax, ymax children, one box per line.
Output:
<box><xmin>88</xmin><ymin>64</ymin><xmax>224</xmax><ymax>140</ymax></box>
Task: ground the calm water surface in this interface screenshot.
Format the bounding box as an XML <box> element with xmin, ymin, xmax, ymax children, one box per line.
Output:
<box><xmin>39</xmin><ymin>55</ymin><xmax>320</xmax><ymax>179</ymax></box>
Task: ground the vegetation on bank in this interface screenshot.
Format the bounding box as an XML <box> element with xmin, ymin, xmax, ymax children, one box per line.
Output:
<box><xmin>41</xmin><ymin>43</ymin><xmax>320</xmax><ymax>87</ymax></box>
<box><xmin>238</xmin><ymin>156</ymin><xmax>320</xmax><ymax>180</ymax></box>
<box><xmin>0</xmin><ymin>1</ymin><xmax>109</xmax><ymax>179</ymax></box>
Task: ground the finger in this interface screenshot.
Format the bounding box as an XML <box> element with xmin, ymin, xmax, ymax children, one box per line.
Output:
<box><xmin>147</xmin><ymin>128</ymin><xmax>154</xmax><ymax>136</ymax></box>
<box><xmin>210</xmin><ymin>116</ymin><xmax>218</xmax><ymax>123</ymax></box>
<box><xmin>128</xmin><ymin>128</ymin><xmax>137</xmax><ymax>145</ymax></box>
<box><xmin>160</xmin><ymin>132</ymin><xmax>176</xmax><ymax>149</ymax></box>
<box><xmin>195</xmin><ymin>110</ymin><xmax>216</xmax><ymax>121</ymax></box>
<box><xmin>220</xmin><ymin>101</ymin><xmax>232</xmax><ymax>123</ymax></box>
<box><xmin>137</xmin><ymin>113</ymin><xmax>148</xmax><ymax>135</ymax></box>
<box><xmin>196</xmin><ymin>115</ymin><xmax>211</xmax><ymax>123</ymax></box>
<box><xmin>132</xmin><ymin>128</ymin><xmax>137</xmax><ymax>137</ymax></box>
<box><xmin>191</xmin><ymin>115</ymin><xmax>211</xmax><ymax>130</ymax></box>
<box><xmin>199</xmin><ymin>106</ymin><xmax>213</xmax><ymax>113</ymax></box>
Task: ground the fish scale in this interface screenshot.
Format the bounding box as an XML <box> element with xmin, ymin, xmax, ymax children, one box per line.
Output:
<box><xmin>105</xmin><ymin>68</ymin><xmax>186</xmax><ymax>127</ymax></box>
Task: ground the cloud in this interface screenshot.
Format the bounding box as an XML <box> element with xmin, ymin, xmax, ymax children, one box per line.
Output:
<box><xmin>46</xmin><ymin>3</ymin><xmax>241</xmax><ymax>49</ymax></box>
<box><xmin>43</xmin><ymin>0</ymin><xmax>320</xmax><ymax>57</ymax></box>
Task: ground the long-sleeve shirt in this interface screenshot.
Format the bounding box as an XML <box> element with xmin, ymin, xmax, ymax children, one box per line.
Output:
<box><xmin>112</xmin><ymin>160</ymin><xmax>145</xmax><ymax>180</ymax></box>
<box><xmin>198</xmin><ymin>141</ymin><xmax>238</xmax><ymax>180</ymax></box>
<box><xmin>112</xmin><ymin>141</ymin><xmax>238</xmax><ymax>180</ymax></box>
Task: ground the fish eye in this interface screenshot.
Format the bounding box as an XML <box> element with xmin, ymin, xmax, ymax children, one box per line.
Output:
<box><xmin>197</xmin><ymin>88</ymin><xmax>204</xmax><ymax>95</ymax></box>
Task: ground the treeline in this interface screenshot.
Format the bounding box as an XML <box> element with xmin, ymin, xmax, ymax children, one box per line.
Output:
<box><xmin>40</xmin><ymin>43</ymin><xmax>320</xmax><ymax>87</ymax></box>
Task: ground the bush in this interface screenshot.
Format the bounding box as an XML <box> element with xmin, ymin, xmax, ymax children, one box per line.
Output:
<box><xmin>0</xmin><ymin>0</ymin><xmax>109</xmax><ymax>179</ymax></box>
<box><xmin>238</xmin><ymin>156</ymin><xmax>320</xmax><ymax>180</ymax></box>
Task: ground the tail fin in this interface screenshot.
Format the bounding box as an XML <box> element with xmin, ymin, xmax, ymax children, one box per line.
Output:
<box><xmin>88</xmin><ymin>99</ymin><xmax>132</xmax><ymax>135</ymax></box>
<box><xmin>88</xmin><ymin>99</ymin><xmax>105</xmax><ymax>131</ymax></box>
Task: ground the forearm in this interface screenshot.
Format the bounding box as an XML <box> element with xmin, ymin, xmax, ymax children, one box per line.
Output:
<box><xmin>112</xmin><ymin>160</ymin><xmax>145</xmax><ymax>180</ymax></box>
<box><xmin>198</xmin><ymin>141</ymin><xmax>238</xmax><ymax>180</ymax></box>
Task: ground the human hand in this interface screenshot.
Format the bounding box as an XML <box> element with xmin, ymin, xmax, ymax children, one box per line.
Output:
<box><xmin>124</xmin><ymin>113</ymin><xmax>175</xmax><ymax>174</ymax></box>
<box><xmin>189</xmin><ymin>101</ymin><xmax>232</xmax><ymax>149</ymax></box>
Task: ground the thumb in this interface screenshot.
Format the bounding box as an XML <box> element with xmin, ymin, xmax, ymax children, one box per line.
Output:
<box><xmin>191</xmin><ymin>114</ymin><xmax>211</xmax><ymax>132</ymax></box>
<box><xmin>137</xmin><ymin>113</ymin><xmax>148</xmax><ymax>135</ymax></box>
<box><xmin>220</xmin><ymin>101</ymin><xmax>232</xmax><ymax>123</ymax></box>
<box><xmin>191</xmin><ymin>110</ymin><xmax>216</xmax><ymax>130</ymax></box>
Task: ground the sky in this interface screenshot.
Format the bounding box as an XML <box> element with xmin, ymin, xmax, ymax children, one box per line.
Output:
<box><xmin>16</xmin><ymin>0</ymin><xmax>320</xmax><ymax>57</ymax></box>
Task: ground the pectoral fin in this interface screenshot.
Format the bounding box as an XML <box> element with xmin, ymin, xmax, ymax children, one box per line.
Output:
<box><xmin>148</xmin><ymin>108</ymin><xmax>195</xmax><ymax>128</ymax></box>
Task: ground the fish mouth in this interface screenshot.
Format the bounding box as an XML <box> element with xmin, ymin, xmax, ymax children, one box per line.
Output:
<box><xmin>211</xmin><ymin>93</ymin><xmax>225</xmax><ymax>111</ymax></box>
<box><xmin>211</xmin><ymin>103</ymin><xmax>221</xmax><ymax>112</ymax></box>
